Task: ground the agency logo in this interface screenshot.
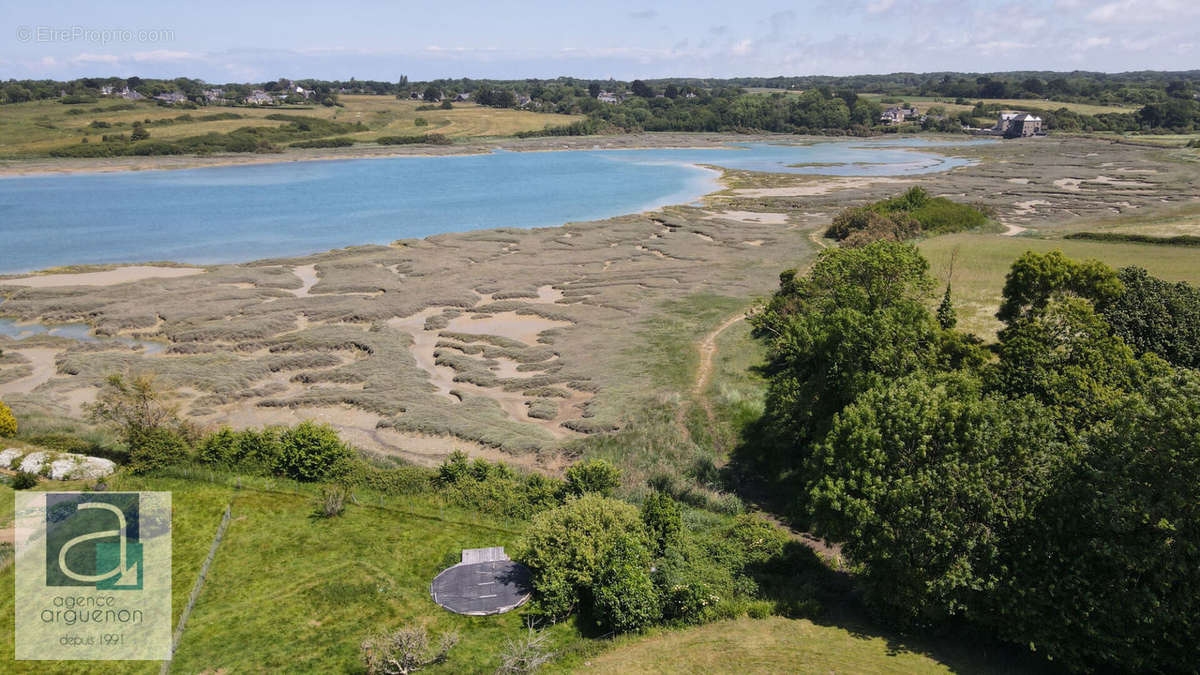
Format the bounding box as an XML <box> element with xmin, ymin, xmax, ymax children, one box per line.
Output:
<box><xmin>45</xmin><ymin>493</ymin><xmax>143</xmax><ymax>590</ymax></box>
<box><xmin>15</xmin><ymin>491</ymin><xmax>172</xmax><ymax>660</ymax></box>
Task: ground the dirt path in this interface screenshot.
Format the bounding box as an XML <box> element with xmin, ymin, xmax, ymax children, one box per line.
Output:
<box><xmin>1002</xmin><ymin>222</ymin><xmax>1029</xmax><ymax>236</ymax></box>
<box><xmin>676</xmin><ymin>312</ymin><xmax>747</xmax><ymax>444</ymax></box>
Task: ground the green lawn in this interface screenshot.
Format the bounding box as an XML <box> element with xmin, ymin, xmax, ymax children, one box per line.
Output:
<box><xmin>0</xmin><ymin>473</ymin><xmax>575</xmax><ymax>673</ymax></box>
<box><xmin>569</xmin><ymin>616</ymin><xmax>958</xmax><ymax>674</ymax></box>
<box><xmin>920</xmin><ymin>231</ymin><xmax>1200</xmax><ymax>338</ymax></box>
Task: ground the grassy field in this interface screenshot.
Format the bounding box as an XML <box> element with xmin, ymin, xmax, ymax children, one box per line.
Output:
<box><xmin>919</xmin><ymin>231</ymin><xmax>1200</xmax><ymax>338</ymax></box>
<box><xmin>571</xmin><ymin>616</ymin><xmax>966</xmax><ymax>674</ymax></box>
<box><xmin>0</xmin><ymin>471</ymin><xmax>579</xmax><ymax>673</ymax></box>
<box><xmin>856</xmin><ymin>93</ymin><xmax>1140</xmax><ymax>117</ymax></box>
<box><xmin>0</xmin><ymin>95</ymin><xmax>581</xmax><ymax>157</ymax></box>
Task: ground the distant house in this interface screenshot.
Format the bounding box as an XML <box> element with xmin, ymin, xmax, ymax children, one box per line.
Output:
<box><xmin>880</xmin><ymin>106</ymin><xmax>919</xmax><ymax>125</ymax></box>
<box><xmin>410</xmin><ymin>91</ymin><xmax>421</xmax><ymax>100</ymax></box>
<box><xmin>516</xmin><ymin>95</ymin><xmax>532</xmax><ymax>106</ymax></box>
<box><xmin>597</xmin><ymin>91</ymin><xmax>620</xmax><ymax>104</ymax></box>
<box><xmin>456</xmin><ymin>92</ymin><xmax>471</xmax><ymax>101</ymax></box>
<box><xmin>245</xmin><ymin>90</ymin><xmax>275</xmax><ymax>105</ymax></box>
<box><xmin>203</xmin><ymin>88</ymin><xmax>225</xmax><ymax>102</ymax></box>
<box><xmin>119</xmin><ymin>87</ymin><xmax>145</xmax><ymax>101</ymax></box>
<box><xmin>154</xmin><ymin>92</ymin><xmax>188</xmax><ymax>105</ymax></box>
<box><xmin>994</xmin><ymin>112</ymin><xmax>1044</xmax><ymax>138</ymax></box>
<box><xmin>99</xmin><ymin>85</ymin><xmax>114</xmax><ymax>96</ymax></box>
<box><xmin>294</xmin><ymin>85</ymin><xmax>311</xmax><ymax>99</ymax></box>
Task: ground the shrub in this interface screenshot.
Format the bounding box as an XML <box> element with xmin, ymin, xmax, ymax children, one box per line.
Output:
<box><xmin>11</xmin><ymin>471</ymin><xmax>39</xmax><ymax>490</ymax></box>
<box><xmin>495</xmin><ymin>627</ymin><xmax>555</xmax><ymax>674</ymax></box>
<box><xmin>361</xmin><ymin>625</ymin><xmax>458</xmax><ymax>674</ymax></box>
<box><xmin>641</xmin><ymin>492</ymin><xmax>682</xmax><ymax>555</ymax></box>
<box><xmin>318</xmin><ymin>484</ymin><xmax>350</xmax><ymax>517</ymax></box>
<box><xmin>0</xmin><ymin>400</ymin><xmax>16</xmax><ymax>437</ymax></box>
<box><xmin>128</xmin><ymin>427</ymin><xmax>191</xmax><ymax>474</ymax></box>
<box><xmin>746</xmin><ymin>600</ymin><xmax>773</xmax><ymax>619</ymax></box>
<box><xmin>413</xmin><ymin>117</ymin><xmax>428</xmax><ymax>127</ymax></box>
<box><xmin>662</xmin><ymin>581</ymin><xmax>720</xmax><ymax>625</ymax></box>
<box><xmin>276</xmin><ymin>421</ymin><xmax>354</xmax><ymax>482</ymax></box>
<box><xmin>591</xmin><ymin>532</ymin><xmax>661</xmax><ymax>632</ymax></box>
<box><xmin>290</xmin><ymin>136</ymin><xmax>356</xmax><ymax>149</ymax></box>
<box><xmin>198</xmin><ymin>427</ymin><xmax>239</xmax><ymax>466</ymax></box>
<box><xmin>515</xmin><ymin>494</ymin><xmax>648</xmax><ymax>620</ymax></box>
<box><xmin>564</xmin><ymin>458</ymin><xmax>621</xmax><ymax>496</ymax></box>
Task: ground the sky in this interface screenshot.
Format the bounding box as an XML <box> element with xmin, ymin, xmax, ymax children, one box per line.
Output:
<box><xmin>2</xmin><ymin>0</ymin><xmax>1198</xmax><ymax>82</ymax></box>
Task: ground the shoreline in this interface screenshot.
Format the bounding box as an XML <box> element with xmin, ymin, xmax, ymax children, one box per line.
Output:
<box><xmin>0</xmin><ymin>132</ymin><xmax>786</xmax><ymax>178</ymax></box>
<box><xmin>0</xmin><ymin>131</ymin><xmax>981</xmax><ymax>179</ymax></box>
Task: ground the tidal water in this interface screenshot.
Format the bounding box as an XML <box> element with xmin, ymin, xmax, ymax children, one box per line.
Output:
<box><xmin>0</xmin><ymin>138</ymin><xmax>984</xmax><ymax>274</ymax></box>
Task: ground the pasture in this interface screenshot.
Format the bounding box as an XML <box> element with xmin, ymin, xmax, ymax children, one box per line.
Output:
<box><xmin>0</xmin><ymin>95</ymin><xmax>581</xmax><ymax>157</ymax></box>
<box><xmin>919</xmin><ymin>230</ymin><xmax>1200</xmax><ymax>338</ymax></box>
<box><xmin>0</xmin><ymin>472</ymin><xmax>570</xmax><ymax>673</ymax></box>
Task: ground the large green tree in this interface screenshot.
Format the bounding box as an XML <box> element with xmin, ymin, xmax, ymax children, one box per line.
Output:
<box><xmin>808</xmin><ymin>372</ymin><xmax>1063</xmax><ymax>626</ymax></box>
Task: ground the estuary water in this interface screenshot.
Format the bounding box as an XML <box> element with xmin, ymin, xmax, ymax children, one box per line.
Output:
<box><xmin>0</xmin><ymin>138</ymin><xmax>983</xmax><ymax>274</ymax></box>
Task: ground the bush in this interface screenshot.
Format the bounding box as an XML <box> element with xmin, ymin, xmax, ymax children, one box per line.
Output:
<box><xmin>375</xmin><ymin>133</ymin><xmax>451</xmax><ymax>146</ymax></box>
<box><xmin>746</xmin><ymin>600</ymin><xmax>773</xmax><ymax>619</ymax></box>
<box><xmin>496</xmin><ymin>628</ymin><xmax>555</xmax><ymax>674</ymax></box>
<box><xmin>662</xmin><ymin>581</ymin><xmax>721</xmax><ymax>625</ymax></box>
<box><xmin>361</xmin><ymin>625</ymin><xmax>458</xmax><ymax>674</ymax></box>
<box><xmin>128</xmin><ymin>427</ymin><xmax>191</xmax><ymax>474</ymax></box>
<box><xmin>198</xmin><ymin>427</ymin><xmax>240</xmax><ymax>466</ymax></box>
<box><xmin>515</xmin><ymin>494</ymin><xmax>648</xmax><ymax>620</ymax></box>
<box><xmin>318</xmin><ymin>484</ymin><xmax>350</xmax><ymax>517</ymax></box>
<box><xmin>591</xmin><ymin>532</ymin><xmax>661</xmax><ymax>632</ymax></box>
<box><xmin>290</xmin><ymin>137</ymin><xmax>356</xmax><ymax>149</ymax></box>
<box><xmin>276</xmin><ymin>421</ymin><xmax>354</xmax><ymax>482</ymax></box>
<box><xmin>11</xmin><ymin>471</ymin><xmax>39</xmax><ymax>490</ymax></box>
<box><xmin>0</xmin><ymin>400</ymin><xmax>16</xmax><ymax>437</ymax></box>
<box><xmin>565</xmin><ymin>458</ymin><xmax>621</xmax><ymax>496</ymax></box>
<box><xmin>641</xmin><ymin>492</ymin><xmax>682</xmax><ymax>555</ymax></box>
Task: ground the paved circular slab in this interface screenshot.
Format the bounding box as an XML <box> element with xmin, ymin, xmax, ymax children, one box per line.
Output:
<box><xmin>430</xmin><ymin>560</ymin><xmax>533</xmax><ymax>616</ymax></box>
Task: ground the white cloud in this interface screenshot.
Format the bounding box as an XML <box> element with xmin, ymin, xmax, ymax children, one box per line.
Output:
<box><xmin>71</xmin><ymin>53</ymin><xmax>120</xmax><ymax>64</ymax></box>
<box><xmin>131</xmin><ymin>50</ymin><xmax>200</xmax><ymax>62</ymax></box>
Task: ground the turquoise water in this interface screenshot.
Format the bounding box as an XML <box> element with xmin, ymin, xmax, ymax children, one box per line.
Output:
<box><xmin>0</xmin><ymin>139</ymin><xmax>983</xmax><ymax>274</ymax></box>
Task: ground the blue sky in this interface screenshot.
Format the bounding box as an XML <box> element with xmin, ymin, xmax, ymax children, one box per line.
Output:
<box><xmin>2</xmin><ymin>0</ymin><xmax>1197</xmax><ymax>82</ymax></box>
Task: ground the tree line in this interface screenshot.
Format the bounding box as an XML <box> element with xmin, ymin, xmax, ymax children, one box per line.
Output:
<box><xmin>746</xmin><ymin>241</ymin><xmax>1200</xmax><ymax>672</ymax></box>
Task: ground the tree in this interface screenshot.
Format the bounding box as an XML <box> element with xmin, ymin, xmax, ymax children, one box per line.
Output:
<box><xmin>89</xmin><ymin>373</ymin><xmax>187</xmax><ymax>448</ymax></box>
<box><xmin>361</xmin><ymin>625</ymin><xmax>458</xmax><ymax>674</ymax></box>
<box><xmin>1099</xmin><ymin>266</ymin><xmax>1200</xmax><ymax>369</ymax></box>
<box><xmin>987</xmin><ymin>370</ymin><xmax>1200</xmax><ymax>673</ymax></box>
<box><xmin>130</xmin><ymin>122</ymin><xmax>149</xmax><ymax>141</ymax></box>
<box><xmin>276</xmin><ymin>421</ymin><xmax>354</xmax><ymax>482</ymax></box>
<box><xmin>990</xmin><ymin>295</ymin><xmax>1154</xmax><ymax>430</ymax></box>
<box><xmin>937</xmin><ymin>284</ymin><xmax>957</xmax><ymax>329</ymax></box>
<box><xmin>564</xmin><ymin>458</ymin><xmax>621</xmax><ymax>496</ymax></box>
<box><xmin>0</xmin><ymin>400</ymin><xmax>16</xmax><ymax>437</ymax></box>
<box><xmin>422</xmin><ymin>86</ymin><xmax>442</xmax><ymax>102</ymax></box>
<box><xmin>995</xmin><ymin>250</ymin><xmax>1122</xmax><ymax>325</ymax></box>
<box><xmin>515</xmin><ymin>494</ymin><xmax>650</xmax><ymax>621</ymax></box>
<box><xmin>630</xmin><ymin>80</ymin><xmax>654</xmax><ymax>98</ymax></box>
<box><xmin>751</xmin><ymin>241</ymin><xmax>944</xmax><ymax>455</ymax></box>
<box><xmin>807</xmin><ymin>372</ymin><xmax>1064</xmax><ymax>626</ymax></box>
<box><xmin>588</xmin><ymin>82</ymin><xmax>601</xmax><ymax>98</ymax></box>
